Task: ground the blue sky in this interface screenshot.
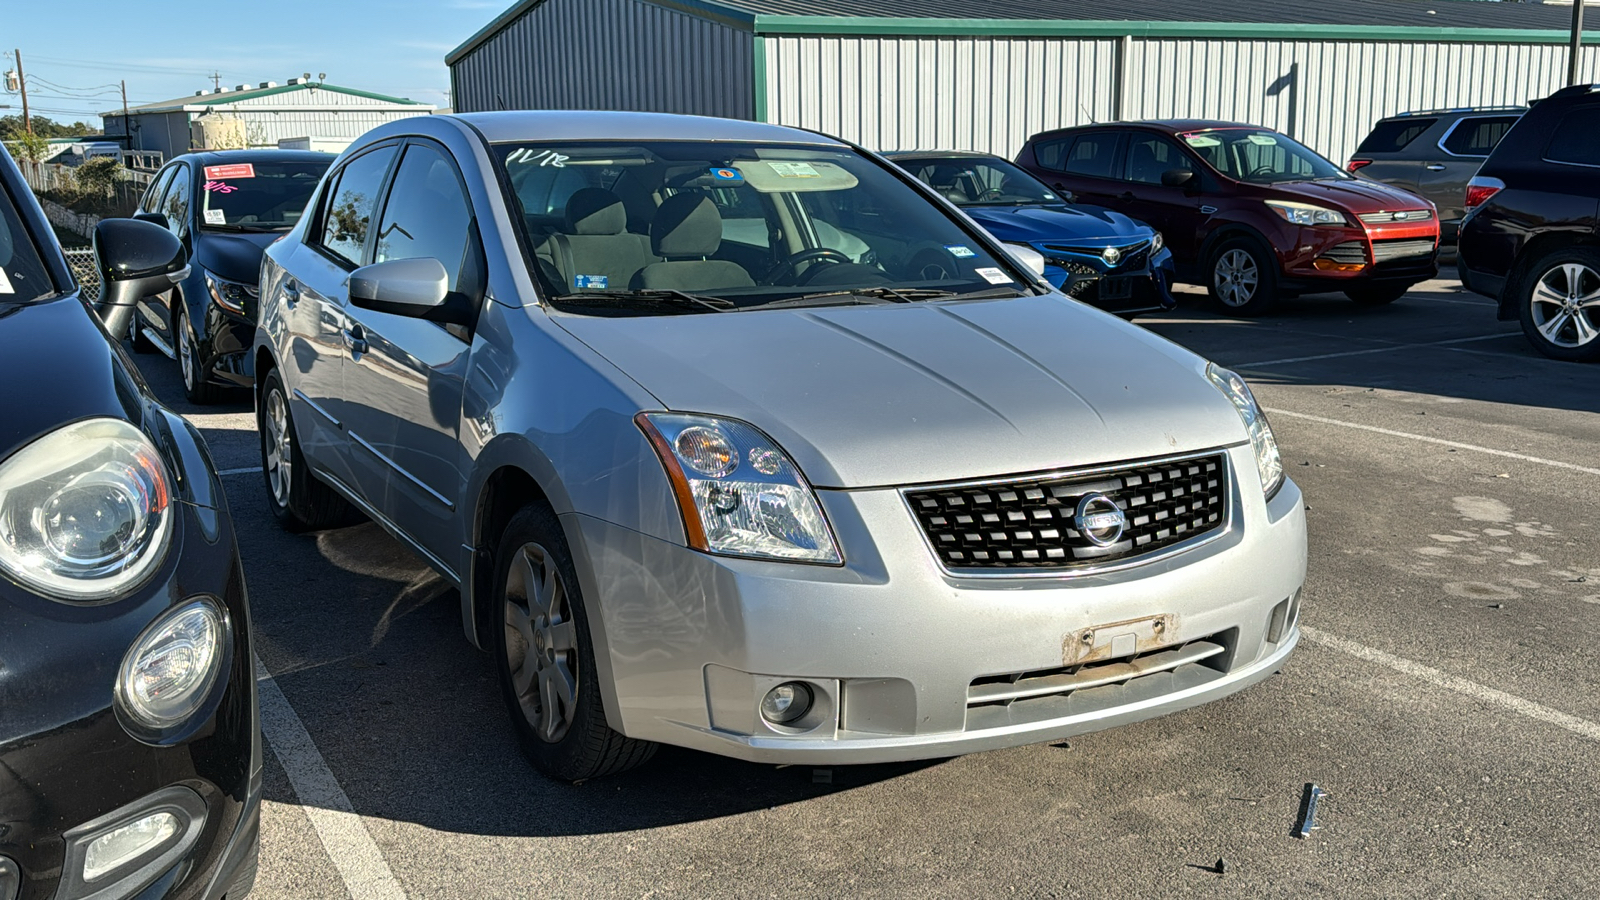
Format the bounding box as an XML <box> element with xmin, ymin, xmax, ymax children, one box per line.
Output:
<box><xmin>4</xmin><ymin>0</ymin><xmax>507</xmax><ymax>126</ymax></box>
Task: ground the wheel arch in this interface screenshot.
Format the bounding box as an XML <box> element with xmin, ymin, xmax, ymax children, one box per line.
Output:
<box><xmin>1504</xmin><ymin>231</ymin><xmax>1600</xmax><ymax>318</ymax></box>
<box><xmin>1198</xmin><ymin>223</ymin><xmax>1276</xmax><ymax>273</ymax></box>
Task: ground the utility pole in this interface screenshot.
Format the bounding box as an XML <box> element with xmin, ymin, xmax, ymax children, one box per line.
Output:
<box><xmin>120</xmin><ymin>79</ymin><xmax>129</xmax><ymax>148</ymax></box>
<box><xmin>14</xmin><ymin>49</ymin><xmax>30</xmax><ymax>134</ymax></box>
<box><xmin>1568</xmin><ymin>1</ymin><xmax>1580</xmax><ymax>86</ymax></box>
<box><xmin>210</xmin><ymin>71</ymin><xmax>221</xmax><ymax>91</ymax></box>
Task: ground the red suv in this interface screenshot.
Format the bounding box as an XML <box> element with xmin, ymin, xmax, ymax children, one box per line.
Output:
<box><xmin>1016</xmin><ymin>121</ymin><xmax>1441</xmax><ymax>314</ymax></box>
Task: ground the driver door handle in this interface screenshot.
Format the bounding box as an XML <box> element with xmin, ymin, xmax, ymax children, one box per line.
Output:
<box><xmin>342</xmin><ymin>325</ymin><xmax>368</xmax><ymax>357</ymax></box>
<box><xmin>282</xmin><ymin>280</ymin><xmax>300</xmax><ymax>306</ymax></box>
<box><xmin>1424</xmin><ymin>163</ymin><xmax>1447</xmax><ymax>171</ymax></box>
<box><xmin>1119</xmin><ymin>191</ymin><xmax>1136</xmax><ymax>201</ymax></box>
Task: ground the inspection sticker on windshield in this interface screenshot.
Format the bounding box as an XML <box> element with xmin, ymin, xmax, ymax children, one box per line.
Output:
<box><xmin>1181</xmin><ymin>134</ymin><xmax>1221</xmax><ymax>148</ymax></box>
<box><xmin>975</xmin><ymin>267</ymin><xmax>1013</xmax><ymax>285</ymax></box>
<box><xmin>945</xmin><ymin>245</ymin><xmax>976</xmax><ymax>258</ymax></box>
<box><xmin>0</xmin><ymin>269</ymin><xmax>12</xmax><ymax>294</ymax></box>
<box><xmin>203</xmin><ymin>163</ymin><xmax>254</xmax><ymax>180</ymax></box>
<box><xmin>204</xmin><ymin>209</ymin><xmax>226</xmax><ymax>225</ymax></box>
<box><xmin>767</xmin><ymin>162</ymin><xmax>819</xmax><ymax>178</ymax></box>
<box><xmin>710</xmin><ymin>167</ymin><xmax>744</xmax><ymax>182</ymax></box>
<box><xmin>574</xmin><ymin>275</ymin><xmax>608</xmax><ymax>289</ymax></box>
<box><xmin>1247</xmin><ymin>133</ymin><xmax>1280</xmax><ymax>146</ymax></box>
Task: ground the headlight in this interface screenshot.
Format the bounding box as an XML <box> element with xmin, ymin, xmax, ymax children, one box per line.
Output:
<box><xmin>1265</xmin><ymin>200</ymin><xmax>1347</xmax><ymax>227</ymax></box>
<box><xmin>1206</xmin><ymin>364</ymin><xmax>1284</xmax><ymax>498</ymax></box>
<box><xmin>0</xmin><ymin>418</ymin><xmax>173</xmax><ymax>600</ymax></box>
<box><xmin>204</xmin><ymin>270</ymin><xmax>256</xmax><ymax>315</ymax></box>
<box><xmin>1150</xmin><ymin>231</ymin><xmax>1165</xmax><ymax>253</ymax></box>
<box><xmin>637</xmin><ymin>413</ymin><xmax>842</xmax><ymax>564</ymax></box>
<box><xmin>115</xmin><ymin>597</ymin><xmax>229</xmax><ymax>732</ymax></box>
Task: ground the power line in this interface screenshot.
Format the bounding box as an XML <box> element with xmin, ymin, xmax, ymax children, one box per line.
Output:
<box><xmin>27</xmin><ymin>54</ymin><xmax>224</xmax><ymax>77</ymax></box>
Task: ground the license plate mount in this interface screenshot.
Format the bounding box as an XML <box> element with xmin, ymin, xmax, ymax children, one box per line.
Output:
<box><xmin>1063</xmin><ymin>614</ymin><xmax>1176</xmax><ymax>666</ymax></box>
<box><xmin>1099</xmin><ymin>276</ymin><xmax>1133</xmax><ymax>301</ymax></box>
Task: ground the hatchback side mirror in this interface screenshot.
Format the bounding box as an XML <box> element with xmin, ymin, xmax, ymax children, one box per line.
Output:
<box><xmin>92</xmin><ymin>218</ymin><xmax>189</xmax><ymax>341</ymax></box>
<box><xmin>1161</xmin><ymin>169</ymin><xmax>1196</xmax><ymax>189</ymax></box>
<box><xmin>348</xmin><ymin>257</ymin><xmax>467</xmax><ymax>323</ymax></box>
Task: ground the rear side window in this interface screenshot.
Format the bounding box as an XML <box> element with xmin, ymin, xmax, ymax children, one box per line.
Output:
<box><xmin>1442</xmin><ymin>116</ymin><xmax>1519</xmax><ymax>157</ymax></box>
<box><xmin>1031</xmin><ymin>137</ymin><xmax>1072</xmax><ymax>171</ymax></box>
<box><xmin>317</xmin><ymin>145</ymin><xmax>399</xmax><ymax>266</ymax></box>
<box><xmin>1355</xmin><ymin>118</ymin><xmax>1435</xmax><ymax>153</ymax></box>
<box><xmin>1546</xmin><ymin>109</ymin><xmax>1600</xmax><ymax>167</ymax></box>
<box><xmin>1061</xmin><ymin>133</ymin><xmax>1121</xmax><ymax>178</ymax></box>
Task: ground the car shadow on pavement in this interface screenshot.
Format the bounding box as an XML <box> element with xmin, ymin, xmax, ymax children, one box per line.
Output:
<box><xmin>243</xmin><ymin>504</ymin><xmax>944</xmax><ymax>837</ymax></box>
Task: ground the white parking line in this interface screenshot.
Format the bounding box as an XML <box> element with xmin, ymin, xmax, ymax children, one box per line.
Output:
<box><xmin>1237</xmin><ymin>332</ymin><xmax>1514</xmax><ymax>368</ymax></box>
<box><xmin>1302</xmin><ymin>627</ymin><xmax>1600</xmax><ymax>743</ymax></box>
<box><xmin>256</xmin><ymin>658</ymin><xmax>408</xmax><ymax>900</ymax></box>
<box><xmin>219</xmin><ymin>466</ymin><xmax>263</xmax><ymax>476</ymax></box>
<box><xmin>1264</xmin><ymin>408</ymin><xmax>1600</xmax><ymax>477</ymax></box>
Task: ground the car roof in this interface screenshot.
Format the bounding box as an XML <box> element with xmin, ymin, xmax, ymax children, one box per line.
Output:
<box><xmin>452</xmin><ymin>110</ymin><xmax>848</xmax><ymax>146</ymax></box>
<box><xmin>173</xmin><ymin>149</ymin><xmax>336</xmax><ymax>166</ymax></box>
<box><xmin>1031</xmin><ymin>119</ymin><xmax>1264</xmax><ymax>140</ymax></box>
<box><xmin>882</xmin><ymin>150</ymin><xmax>1003</xmax><ymax>160</ymax></box>
<box><xmin>1379</xmin><ymin>106</ymin><xmax>1527</xmax><ymax>121</ymax></box>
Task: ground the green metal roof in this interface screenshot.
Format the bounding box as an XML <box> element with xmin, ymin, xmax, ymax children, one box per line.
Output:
<box><xmin>112</xmin><ymin>81</ymin><xmax>431</xmax><ymax>116</ymax></box>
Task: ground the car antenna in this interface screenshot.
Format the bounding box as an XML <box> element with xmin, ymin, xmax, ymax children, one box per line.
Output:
<box><xmin>1080</xmin><ymin>103</ymin><xmax>1097</xmax><ymax>124</ymax></box>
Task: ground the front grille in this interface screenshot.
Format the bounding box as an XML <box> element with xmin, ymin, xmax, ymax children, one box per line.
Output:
<box><xmin>1372</xmin><ymin>239</ymin><xmax>1436</xmax><ymax>264</ymax></box>
<box><xmin>1320</xmin><ymin>241</ymin><xmax>1368</xmax><ymax>265</ymax></box>
<box><xmin>1042</xmin><ymin>239</ymin><xmax>1150</xmax><ymax>274</ymax></box>
<box><xmin>904</xmin><ymin>452</ymin><xmax>1229</xmax><ymax>572</ymax></box>
<box><xmin>1358</xmin><ymin>209</ymin><xmax>1435</xmax><ymax>225</ymax></box>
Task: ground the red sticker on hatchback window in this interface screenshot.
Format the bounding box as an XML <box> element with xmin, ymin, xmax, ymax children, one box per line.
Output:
<box><xmin>203</xmin><ymin>164</ymin><xmax>255</xmax><ymax>179</ymax></box>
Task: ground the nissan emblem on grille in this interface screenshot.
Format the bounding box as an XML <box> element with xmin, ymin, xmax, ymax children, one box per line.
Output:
<box><xmin>1075</xmin><ymin>493</ymin><xmax>1127</xmax><ymax>547</ymax></box>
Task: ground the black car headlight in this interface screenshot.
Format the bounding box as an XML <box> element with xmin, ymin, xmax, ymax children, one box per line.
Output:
<box><xmin>204</xmin><ymin>270</ymin><xmax>257</xmax><ymax>315</ymax></box>
<box><xmin>115</xmin><ymin>596</ymin><xmax>230</xmax><ymax>734</ymax></box>
<box><xmin>0</xmin><ymin>418</ymin><xmax>173</xmax><ymax>601</ymax></box>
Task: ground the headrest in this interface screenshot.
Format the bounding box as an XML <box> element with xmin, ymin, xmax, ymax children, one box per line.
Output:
<box><xmin>651</xmin><ymin>193</ymin><xmax>723</xmax><ymax>258</ymax></box>
<box><xmin>565</xmin><ymin>188</ymin><xmax>627</xmax><ymax>235</ymax></box>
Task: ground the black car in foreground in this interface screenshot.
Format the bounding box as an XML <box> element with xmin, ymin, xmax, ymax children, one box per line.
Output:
<box><xmin>1459</xmin><ymin>84</ymin><xmax>1600</xmax><ymax>362</ymax></box>
<box><xmin>130</xmin><ymin>150</ymin><xmax>332</xmax><ymax>402</ymax></box>
<box><xmin>0</xmin><ymin>145</ymin><xmax>259</xmax><ymax>898</ymax></box>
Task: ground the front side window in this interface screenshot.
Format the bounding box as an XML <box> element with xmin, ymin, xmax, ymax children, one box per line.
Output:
<box><xmin>317</xmin><ymin>145</ymin><xmax>398</xmax><ymax>267</ymax></box>
<box><xmin>1124</xmin><ymin>137</ymin><xmax>1196</xmax><ymax>185</ymax></box>
<box><xmin>160</xmin><ymin>167</ymin><xmax>191</xmax><ymax>236</ymax></box>
<box><xmin>1546</xmin><ymin>108</ymin><xmax>1600</xmax><ymax>166</ymax></box>
<box><xmin>1442</xmin><ymin>116</ymin><xmax>1520</xmax><ymax>157</ymax></box>
<box><xmin>1181</xmin><ymin>129</ymin><xmax>1351</xmax><ymax>184</ymax></box>
<box><xmin>901</xmin><ymin>157</ymin><xmax>1061</xmax><ymax>206</ymax></box>
<box><xmin>140</xmin><ymin>167</ymin><xmax>174</xmax><ymax>214</ymax></box>
<box><xmin>374</xmin><ymin>143</ymin><xmax>475</xmax><ymax>292</ymax></box>
<box><xmin>1061</xmin><ymin>134</ymin><xmax>1121</xmax><ymax>179</ymax></box>
<box><xmin>0</xmin><ymin>182</ymin><xmax>57</xmax><ymax>302</ymax></box>
<box><xmin>199</xmin><ymin>160</ymin><xmax>329</xmax><ymax>232</ymax></box>
<box><xmin>494</xmin><ymin>140</ymin><xmax>1034</xmax><ymax>315</ymax></box>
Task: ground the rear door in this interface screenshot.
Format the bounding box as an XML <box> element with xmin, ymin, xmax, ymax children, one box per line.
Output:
<box><xmin>1032</xmin><ymin>131</ymin><xmax>1126</xmax><ymax>208</ymax></box>
<box><xmin>1351</xmin><ymin>117</ymin><xmax>1435</xmax><ymax>194</ymax></box>
<box><xmin>1419</xmin><ymin>114</ymin><xmax>1521</xmax><ymax>237</ymax></box>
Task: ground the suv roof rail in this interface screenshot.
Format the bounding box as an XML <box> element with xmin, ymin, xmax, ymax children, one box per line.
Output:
<box><xmin>1547</xmin><ymin>84</ymin><xmax>1600</xmax><ymax>100</ymax></box>
<box><xmin>1393</xmin><ymin>105</ymin><xmax>1527</xmax><ymax>118</ymax></box>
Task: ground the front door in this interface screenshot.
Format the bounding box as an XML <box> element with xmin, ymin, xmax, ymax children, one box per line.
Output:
<box><xmin>1116</xmin><ymin>134</ymin><xmax>1212</xmax><ymax>270</ymax></box>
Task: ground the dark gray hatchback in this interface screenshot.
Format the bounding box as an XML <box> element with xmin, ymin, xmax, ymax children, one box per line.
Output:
<box><xmin>1347</xmin><ymin>107</ymin><xmax>1524</xmax><ymax>242</ymax></box>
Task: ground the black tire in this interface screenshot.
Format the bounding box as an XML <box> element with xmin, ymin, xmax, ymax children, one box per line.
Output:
<box><xmin>492</xmin><ymin>504</ymin><xmax>657</xmax><ymax>782</ymax></box>
<box><xmin>129</xmin><ymin>318</ymin><xmax>157</xmax><ymax>354</ymax></box>
<box><xmin>258</xmin><ymin>369</ymin><xmax>360</xmax><ymax>532</ymax></box>
<box><xmin>1207</xmin><ymin>236</ymin><xmax>1279</xmax><ymax>316</ymax></box>
<box><xmin>1515</xmin><ymin>246</ymin><xmax>1600</xmax><ymax>363</ymax></box>
<box><xmin>1345</xmin><ymin>284</ymin><xmax>1411</xmax><ymax>306</ymax></box>
<box><xmin>176</xmin><ymin>305</ymin><xmax>224</xmax><ymax>405</ymax></box>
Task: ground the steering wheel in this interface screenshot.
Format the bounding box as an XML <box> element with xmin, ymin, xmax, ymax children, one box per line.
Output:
<box><xmin>764</xmin><ymin>247</ymin><xmax>853</xmax><ymax>283</ymax></box>
<box><xmin>1248</xmin><ymin>164</ymin><xmax>1276</xmax><ymax>179</ymax></box>
<box><xmin>976</xmin><ymin>188</ymin><xmax>1006</xmax><ymax>202</ymax></box>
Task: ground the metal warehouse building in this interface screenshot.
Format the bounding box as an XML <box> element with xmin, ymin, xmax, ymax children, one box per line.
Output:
<box><xmin>446</xmin><ymin>0</ymin><xmax>1600</xmax><ymax>163</ymax></box>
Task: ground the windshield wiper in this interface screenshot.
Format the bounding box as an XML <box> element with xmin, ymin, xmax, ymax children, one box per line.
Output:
<box><xmin>202</xmin><ymin>222</ymin><xmax>284</xmax><ymax>233</ymax></box>
<box><xmin>549</xmin><ymin>288</ymin><xmax>735</xmax><ymax>313</ymax></box>
<box><xmin>753</xmin><ymin>285</ymin><xmax>1024</xmax><ymax>310</ymax></box>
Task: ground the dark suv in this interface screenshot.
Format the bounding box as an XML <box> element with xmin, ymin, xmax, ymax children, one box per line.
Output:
<box><xmin>1017</xmin><ymin>121</ymin><xmax>1440</xmax><ymax>315</ymax></box>
<box><xmin>1459</xmin><ymin>85</ymin><xmax>1600</xmax><ymax>362</ymax></box>
<box><xmin>1348</xmin><ymin>107</ymin><xmax>1524</xmax><ymax>242</ymax></box>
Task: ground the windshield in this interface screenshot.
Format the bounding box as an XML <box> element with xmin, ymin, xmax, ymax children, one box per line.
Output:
<box><xmin>494</xmin><ymin>141</ymin><xmax>1031</xmax><ymax>315</ymax></box>
<box><xmin>897</xmin><ymin>156</ymin><xmax>1061</xmax><ymax>206</ymax></box>
<box><xmin>199</xmin><ymin>160</ymin><xmax>330</xmax><ymax>231</ymax></box>
<box><xmin>1179</xmin><ymin>129</ymin><xmax>1351</xmax><ymax>184</ymax></box>
<box><xmin>0</xmin><ymin>181</ymin><xmax>57</xmax><ymax>302</ymax></box>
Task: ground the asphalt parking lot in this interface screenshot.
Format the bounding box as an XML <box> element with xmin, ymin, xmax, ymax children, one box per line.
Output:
<box><xmin>135</xmin><ymin>269</ymin><xmax>1600</xmax><ymax>898</ymax></box>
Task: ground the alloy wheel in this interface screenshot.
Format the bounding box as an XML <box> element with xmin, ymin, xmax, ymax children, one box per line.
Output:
<box><xmin>178</xmin><ymin>319</ymin><xmax>196</xmax><ymax>391</ymax></box>
<box><xmin>1530</xmin><ymin>262</ymin><xmax>1600</xmax><ymax>348</ymax></box>
<box><xmin>1215</xmin><ymin>249</ymin><xmax>1260</xmax><ymax>308</ymax></box>
<box><xmin>264</xmin><ymin>389</ymin><xmax>292</xmax><ymax>507</ymax></box>
<box><xmin>503</xmin><ymin>542</ymin><xmax>579</xmax><ymax>743</ymax></box>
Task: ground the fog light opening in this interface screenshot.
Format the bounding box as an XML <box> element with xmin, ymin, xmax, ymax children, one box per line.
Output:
<box><xmin>760</xmin><ymin>682</ymin><xmax>814</xmax><ymax>726</ymax></box>
<box><xmin>83</xmin><ymin>811</ymin><xmax>181</xmax><ymax>882</ymax></box>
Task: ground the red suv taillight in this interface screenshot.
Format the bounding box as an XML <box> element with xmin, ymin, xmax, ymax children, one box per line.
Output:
<box><xmin>1464</xmin><ymin>176</ymin><xmax>1505</xmax><ymax>210</ymax></box>
<box><xmin>1347</xmin><ymin>159</ymin><xmax>1373</xmax><ymax>172</ymax></box>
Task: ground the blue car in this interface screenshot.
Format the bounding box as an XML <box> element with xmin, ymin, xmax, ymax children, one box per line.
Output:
<box><xmin>888</xmin><ymin>151</ymin><xmax>1176</xmax><ymax>316</ymax></box>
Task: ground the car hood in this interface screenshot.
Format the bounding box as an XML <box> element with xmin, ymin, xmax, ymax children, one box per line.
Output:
<box><xmin>0</xmin><ymin>296</ymin><xmax>140</xmax><ymax>460</ymax></box>
<box><xmin>962</xmin><ymin>204</ymin><xmax>1151</xmax><ymax>245</ymax></box>
<box><xmin>555</xmin><ymin>296</ymin><xmax>1245</xmax><ymax>489</ymax></box>
<box><xmin>193</xmin><ymin>230</ymin><xmax>279</xmax><ymax>284</ymax></box>
<box><xmin>1269</xmin><ymin>178</ymin><xmax>1430</xmax><ymax>211</ymax></box>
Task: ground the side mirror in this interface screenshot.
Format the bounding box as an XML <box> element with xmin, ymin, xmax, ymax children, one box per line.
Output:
<box><xmin>348</xmin><ymin>257</ymin><xmax>454</xmax><ymax>318</ymax></box>
<box><xmin>1051</xmin><ymin>183</ymin><xmax>1077</xmax><ymax>204</ymax></box>
<box><xmin>1160</xmin><ymin>169</ymin><xmax>1196</xmax><ymax>188</ymax></box>
<box><xmin>131</xmin><ymin>211</ymin><xmax>169</xmax><ymax>231</ymax></box>
<box><xmin>1002</xmin><ymin>242</ymin><xmax>1048</xmax><ymax>277</ymax></box>
<box><xmin>92</xmin><ymin>218</ymin><xmax>189</xmax><ymax>341</ymax></box>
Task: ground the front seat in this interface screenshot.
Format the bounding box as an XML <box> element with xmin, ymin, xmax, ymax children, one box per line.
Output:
<box><xmin>633</xmin><ymin>194</ymin><xmax>755</xmax><ymax>292</ymax></box>
<box><xmin>1129</xmin><ymin>143</ymin><xmax>1164</xmax><ymax>184</ymax></box>
<box><xmin>535</xmin><ymin>188</ymin><xmax>659</xmax><ymax>291</ymax></box>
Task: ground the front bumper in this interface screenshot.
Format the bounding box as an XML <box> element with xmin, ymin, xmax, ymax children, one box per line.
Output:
<box><xmin>201</xmin><ymin>304</ymin><xmax>257</xmax><ymax>388</ymax></box>
<box><xmin>566</xmin><ymin>445</ymin><xmax>1306</xmax><ymax>764</ymax></box>
<box><xmin>1279</xmin><ymin>220</ymin><xmax>1439</xmax><ymax>293</ymax></box>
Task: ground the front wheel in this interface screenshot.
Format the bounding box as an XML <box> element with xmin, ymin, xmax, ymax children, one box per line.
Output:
<box><xmin>258</xmin><ymin>369</ymin><xmax>359</xmax><ymax>531</ymax></box>
<box><xmin>1207</xmin><ymin>237</ymin><xmax>1279</xmax><ymax>316</ymax></box>
<box><xmin>1517</xmin><ymin>248</ymin><xmax>1600</xmax><ymax>362</ymax></box>
<box><xmin>1345</xmin><ymin>284</ymin><xmax>1410</xmax><ymax>306</ymax></box>
<box><xmin>493</xmin><ymin>504</ymin><xmax>657</xmax><ymax>782</ymax></box>
<box><xmin>176</xmin><ymin>306</ymin><xmax>224</xmax><ymax>405</ymax></box>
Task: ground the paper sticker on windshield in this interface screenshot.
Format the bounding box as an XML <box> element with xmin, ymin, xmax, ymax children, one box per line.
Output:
<box><xmin>0</xmin><ymin>269</ymin><xmax>12</xmax><ymax>294</ymax></box>
<box><xmin>1246</xmin><ymin>133</ymin><xmax>1280</xmax><ymax>146</ymax></box>
<box><xmin>975</xmin><ymin>267</ymin><xmax>1013</xmax><ymax>285</ymax></box>
<box><xmin>203</xmin><ymin>163</ymin><xmax>254</xmax><ymax>180</ymax></box>
<box><xmin>945</xmin><ymin>245</ymin><xmax>976</xmax><ymax>258</ymax></box>
<box><xmin>574</xmin><ymin>275</ymin><xmax>608</xmax><ymax>289</ymax></box>
<box><xmin>767</xmin><ymin>162</ymin><xmax>819</xmax><ymax>178</ymax></box>
<box><xmin>710</xmin><ymin>167</ymin><xmax>744</xmax><ymax>182</ymax></box>
<box><xmin>1181</xmin><ymin>134</ymin><xmax>1221</xmax><ymax>148</ymax></box>
<box><xmin>204</xmin><ymin>208</ymin><xmax>226</xmax><ymax>225</ymax></box>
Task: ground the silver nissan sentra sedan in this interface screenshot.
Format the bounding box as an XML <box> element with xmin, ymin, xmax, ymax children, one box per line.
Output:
<box><xmin>253</xmin><ymin>111</ymin><xmax>1306</xmax><ymax>782</ymax></box>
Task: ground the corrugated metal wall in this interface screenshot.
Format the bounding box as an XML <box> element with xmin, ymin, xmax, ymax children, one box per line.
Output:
<box><xmin>451</xmin><ymin>0</ymin><xmax>754</xmax><ymax>117</ymax></box>
<box><xmin>764</xmin><ymin>35</ymin><xmax>1600</xmax><ymax>161</ymax></box>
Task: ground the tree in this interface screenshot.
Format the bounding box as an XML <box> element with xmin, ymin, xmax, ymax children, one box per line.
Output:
<box><xmin>5</xmin><ymin>131</ymin><xmax>50</xmax><ymax>162</ymax></box>
<box><xmin>0</xmin><ymin>115</ymin><xmax>97</xmax><ymax>141</ymax></box>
